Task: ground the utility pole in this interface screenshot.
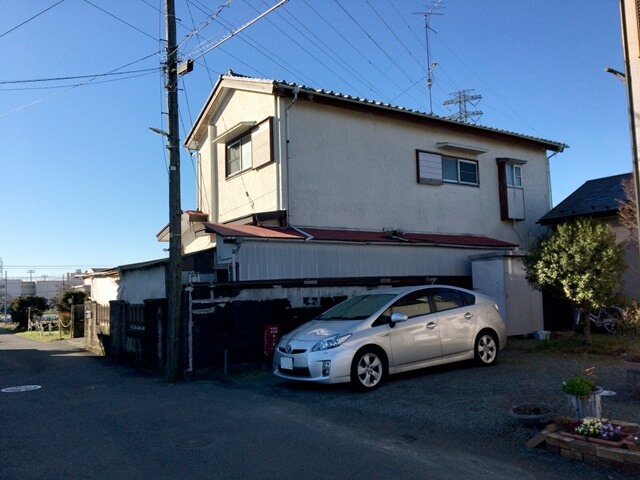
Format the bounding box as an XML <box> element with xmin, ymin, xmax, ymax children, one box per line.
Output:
<box><xmin>165</xmin><ymin>0</ymin><xmax>182</xmax><ymax>383</ymax></box>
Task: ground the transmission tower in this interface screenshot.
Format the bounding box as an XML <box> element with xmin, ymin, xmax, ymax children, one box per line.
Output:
<box><xmin>443</xmin><ymin>89</ymin><xmax>483</xmax><ymax>123</ymax></box>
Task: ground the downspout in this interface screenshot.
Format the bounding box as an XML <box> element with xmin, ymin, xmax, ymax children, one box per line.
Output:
<box><xmin>185</xmin><ymin>285</ymin><xmax>194</xmax><ymax>374</ymax></box>
<box><xmin>546</xmin><ymin>150</ymin><xmax>560</xmax><ymax>208</ymax></box>
<box><xmin>284</xmin><ymin>86</ymin><xmax>300</xmax><ymax>223</ymax></box>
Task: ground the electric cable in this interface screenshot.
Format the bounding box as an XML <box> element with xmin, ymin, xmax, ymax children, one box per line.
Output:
<box><xmin>242</xmin><ymin>0</ymin><xmax>363</xmax><ymax>95</ymax></box>
<box><xmin>0</xmin><ymin>67</ymin><xmax>161</xmax><ymax>85</ymax></box>
<box><xmin>334</xmin><ymin>0</ymin><xmax>417</xmax><ymax>86</ymax></box>
<box><xmin>0</xmin><ymin>71</ymin><xmax>159</xmax><ymax>91</ymax></box>
<box><xmin>365</xmin><ymin>0</ymin><xmax>423</xmax><ymax>71</ymax></box>
<box><xmin>0</xmin><ymin>0</ymin><xmax>65</xmax><ymax>39</ymax></box>
<box><xmin>83</xmin><ymin>0</ymin><xmax>158</xmax><ymax>43</ymax></box>
<box><xmin>1</xmin><ymin>50</ymin><xmax>161</xmax><ymax>117</ymax></box>
<box><xmin>278</xmin><ymin>7</ymin><xmax>387</xmax><ymax>100</ymax></box>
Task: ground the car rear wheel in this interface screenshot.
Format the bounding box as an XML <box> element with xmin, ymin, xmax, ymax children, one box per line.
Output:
<box><xmin>351</xmin><ymin>348</ymin><xmax>385</xmax><ymax>390</ymax></box>
<box><xmin>475</xmin><ymin>332</ymin><xmax>498</xmax><ymax>366</ymax></box>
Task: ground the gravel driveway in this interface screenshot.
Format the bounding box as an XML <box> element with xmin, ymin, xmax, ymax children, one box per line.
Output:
<box><xmin>226</xmin><ymin>343</ymin><xmax>640</xmax><ymax>478</ymax></box>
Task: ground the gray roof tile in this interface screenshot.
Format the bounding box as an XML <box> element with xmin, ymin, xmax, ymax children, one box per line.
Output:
<box><xmin>539</xmin><ymin>173</ymin><xmax>632</xmax><ymax>225</ymax></box>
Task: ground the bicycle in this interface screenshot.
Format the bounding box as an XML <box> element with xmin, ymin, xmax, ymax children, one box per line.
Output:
<box><xmin>577</xmin><ymin>306</ymin><xmax>625</xmax><ymax>334</ymax></box>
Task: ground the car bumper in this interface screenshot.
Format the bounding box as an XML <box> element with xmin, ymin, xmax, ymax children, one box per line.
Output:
<box><xmin>273</xmin><ymin>346</ymin><xmax>353</xmax><ymax>384</ymax></box>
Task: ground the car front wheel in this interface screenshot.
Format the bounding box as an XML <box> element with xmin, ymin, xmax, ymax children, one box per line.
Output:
<box><xmin>351</xmin><ymin>348</ymin><xmax>385</xmax><ymax>390</ymax></box>
<box><xmin>474</xmin><ymin>332</ymin><xmax>498</xmax><ymax>366</ymax></box>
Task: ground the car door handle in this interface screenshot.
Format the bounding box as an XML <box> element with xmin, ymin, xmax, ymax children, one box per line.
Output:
<box><xmin>464</xmin><ymin>312</ymin><xmax>473</xmax><ymax>319</ymax></box>
<box><xmin>426</xmin><ymin>322</ymin><xmax>437</xmax><ymax>329</ymax></box>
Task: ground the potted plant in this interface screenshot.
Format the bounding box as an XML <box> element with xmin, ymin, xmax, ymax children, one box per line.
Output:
<box><xmin>561</xmin><ymin>372</ymin><xmax>602</xmax><ymax>419</ymax></box>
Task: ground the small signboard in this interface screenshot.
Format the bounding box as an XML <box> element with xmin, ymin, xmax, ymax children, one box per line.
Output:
<box><xmin>263</xmin><ymin>324</ymin><xmax>280</xmax><ymax>357</ymax></box>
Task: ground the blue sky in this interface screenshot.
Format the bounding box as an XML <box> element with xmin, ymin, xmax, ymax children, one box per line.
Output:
<box><xmin>0</xmin><ymin>0</ymin><xmax>631</xmax><ymax>280</ymax></box>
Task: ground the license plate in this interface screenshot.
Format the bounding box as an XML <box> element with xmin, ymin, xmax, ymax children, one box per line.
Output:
<box><xmin>280</xmin><ymin>356</ymin><xmax>293</xmax><ymax>370</ymax></box>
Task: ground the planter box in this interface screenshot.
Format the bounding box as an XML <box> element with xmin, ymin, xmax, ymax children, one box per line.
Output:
<box><xmin>622</xmin><ymin>359</ymin><xmax>640</xmax><ymax>372</ymax></box>
<box><xmin>625</xmin><ymin>438</ymin><xmax>640</xmax><ymax>451</ymax></box>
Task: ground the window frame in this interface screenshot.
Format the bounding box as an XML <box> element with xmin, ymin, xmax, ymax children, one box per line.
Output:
<box><xmin>225</xmin><ymin>131</ymin><xmax>252</xmax><ymax>177</ymax></box>
<box><xmin>442</xmin><ymin>156</ymin><xmax>479</xmax><ymax>186</ymax></box>
<box><xmin>506</xmin><ymin>163</ymin><xmax>523</xmax><ymax>188</ymax></box>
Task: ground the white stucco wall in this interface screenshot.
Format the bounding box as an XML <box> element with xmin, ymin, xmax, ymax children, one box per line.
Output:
<box><xmin>209</xmin><ymin>89</ymin><xmax>281</xmax><ymax>223</ymax></box>
<box><xmin>118</xmin><ymin>266</ymin><xmax>165</xmax><ymax>304</ymax></box>
<box><xmin>89</xmin><ymin>276</ymin><xmax>119</xmax><ymax>306</ymax></box>
<box><xmin>191</xmin><ymin>80</ymin><xmax>559</xmax><ymax>259</ymax></box>
<box><xmin>286</xmin><ymin>101</ymin><xmax>551</xmax><ymax>249</ymax></box>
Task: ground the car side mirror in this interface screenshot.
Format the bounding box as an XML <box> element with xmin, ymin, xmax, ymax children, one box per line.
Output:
<box><xmin>390</xmin><ymin>312</ymin><xmax>408</xmax><ymax>326</ymax></box>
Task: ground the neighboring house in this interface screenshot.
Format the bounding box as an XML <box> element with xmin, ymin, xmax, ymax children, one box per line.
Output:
<box><xmin>539</xmin><ymin>173</ymin><xmax>640</xmax><ymax>300</ymax></box>
<box><xmin>168</xmin><ymin>70</ymin><xmax>566</xmax><ymax>292</ymax></box>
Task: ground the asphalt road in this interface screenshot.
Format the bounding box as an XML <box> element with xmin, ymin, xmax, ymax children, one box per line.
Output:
<box><xmin>1</xmin><ymin>331</ymin><xmax>637</xmax><ymax>480</ymax></box>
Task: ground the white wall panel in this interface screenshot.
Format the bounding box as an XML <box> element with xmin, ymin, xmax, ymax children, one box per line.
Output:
<box><xmin>236</xmin><ymin>240</ymin><xmax>493</xmax><ymax>281</ymax></box>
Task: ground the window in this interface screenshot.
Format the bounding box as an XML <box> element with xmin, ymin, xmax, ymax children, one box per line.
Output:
<box><xmin>506</xmin><ymin>164</ymin><xmax>522</xmax><ymax>187</ymax></box>
<box><xmin>496</xmin><ymin>157</ymin><xmax>527</xmax><ymax>221</ymax></box>
<box><xmin>430</xmin><ymin>288</ymin><xmax>475</xmax><ymax>312</ymax></box>
<box><xmin>390</xmin><ymin>290</ymin><xmax>432</xmax><ymax>318</ymax></box>
<box><xmin>226</xmin><ymin>133</ymin><xmax>252</xmax><ymax>176</ymax></box>
<box><xmin>443</xmin><ymin>156</ymin><xmax>479</xmax><ymax>185</ymax></box>
<box><xmin>416</xmin><ymin>150</ymin><xmax>479</xmax><ymax>186</ymax></box>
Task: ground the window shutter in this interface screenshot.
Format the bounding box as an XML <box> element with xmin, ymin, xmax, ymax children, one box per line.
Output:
<box><xmin>251</xmin><ymin>118</ymin><xmax>273</xmax><ymax>168</ymax></box>
<box><xmin>416</xmin><ymin>151</ymin><xmax>443</xmax><ymax>185</ymax></box>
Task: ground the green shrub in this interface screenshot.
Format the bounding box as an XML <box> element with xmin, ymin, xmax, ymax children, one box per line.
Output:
<box><xmin>561</xmin><ymin>375</ymin><xmax>596</xmax><ymax>397</ymax></box>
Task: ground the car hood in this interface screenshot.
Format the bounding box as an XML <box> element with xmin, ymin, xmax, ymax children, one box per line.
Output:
<box><xmin>287</xmin><ymin>320</ymin><xmax>361</xmax><ymax>342</ymax></box>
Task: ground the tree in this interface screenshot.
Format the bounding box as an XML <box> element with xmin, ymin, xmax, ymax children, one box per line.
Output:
<box><xmin>523</xmin><ymin>218</ymin><xmax>626</xmax><ymax>344</ymax></box>
<box><xmin>617</xmin><ymin>175</ymin><xmax>638</xmax><ymax>251</ymax></box>
<box><xmin>9</xmin><ymin>295</ymin><xmax>49</xmax><ymax>330</ymax></box>
<box><xmin>54</xmin><ymin>290</ymin><xmax>88</xmax><ymax>315</ymax></box>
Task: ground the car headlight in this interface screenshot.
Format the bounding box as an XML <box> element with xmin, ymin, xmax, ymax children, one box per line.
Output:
<box><xmin>312</xmin><ymin>334</ymin><xmax>352</xmax><ymax>352</ymax></box>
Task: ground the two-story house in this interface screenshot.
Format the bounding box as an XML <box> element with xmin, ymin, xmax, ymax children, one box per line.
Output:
<box><xmin>86</xmin><ymin>71</ymin><xmax>568</xmax><ymax>370</ymax></box>
<box><xmin>172</xmin><ymin>71</ymin><xmax>565</xmax><ymax>293</ymax></box>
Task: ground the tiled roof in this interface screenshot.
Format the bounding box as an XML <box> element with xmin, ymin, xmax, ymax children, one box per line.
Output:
<box><xmin>203</xmin><ymin>223</ymin><xmax>516</xmax><ymax>248</ymax></box>
<box><xmin>539</xmin><ymin>173</ymin><xmax>632</xmax><ymax>225</ymax></box>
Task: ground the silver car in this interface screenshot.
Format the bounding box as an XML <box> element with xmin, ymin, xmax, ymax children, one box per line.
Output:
<box><xmin>273</xmin><ymin>285</ymin><xmax>506</xmax><ymax>390</ymax></box>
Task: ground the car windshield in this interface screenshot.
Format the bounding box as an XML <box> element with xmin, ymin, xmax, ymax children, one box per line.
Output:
<box><xmin>316</xmin><ymin>294</ymin><xmax>396</xmax><ymax>321</ymax></box>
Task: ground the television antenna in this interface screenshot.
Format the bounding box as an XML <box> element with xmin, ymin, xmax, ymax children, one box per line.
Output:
<box><xmin>415</xmin><ymin>1</ymin><xmax>444</xmax><ymax>114</ymax></box>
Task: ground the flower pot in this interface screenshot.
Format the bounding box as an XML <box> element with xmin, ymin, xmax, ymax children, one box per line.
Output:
<box><xmin>510</xmin><ymin>403</ymin><xmax>554</xmax><ymax>426</ymax></box>
<box><xmin>566</xmin><ymin>387</ymin><xmax>602</xmax><ymax>419</ymax></box>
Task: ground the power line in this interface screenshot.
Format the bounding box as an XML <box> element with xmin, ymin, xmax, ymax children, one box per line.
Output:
<box><xmin>184</xmin><ymin>0</ymin><xmax>289</xmax><ymax>62</ymax></box>
<box><xmin>366</xmin><ymin>0</ymin><xmax>423</xmax><ymax>70</ymax></box>
<box><xmin>0</xmin><ymin>71</ymin><xmax>160</xmax><ymax>91</ymax></box>
<box><xmin>0</xmin><ymin>68</ymin><xmax>161</xmax><ymax>85</ymax></box>
<box><xmin>0</xmin><ymin>50</ymin><xmax>161</xmax><ymax>117</ymax></box>
<box><xmin>0</xmin><ymin>0</ymin><xmax>65</xmax><ymax>39</ymax></box>
<box><xmin>334</xmin><ymin>0</ymin><xmax>416</xmax><ymax>87</ymax></box>
<box><xmin>243</xmin><ymin>1</ymin><xmax>362</xmax><ymax>94</ymax></box>
<box><xmin>83</xmin><ymin>0</ymin><xmax>158</xmax><ymax>42</ymax></box>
